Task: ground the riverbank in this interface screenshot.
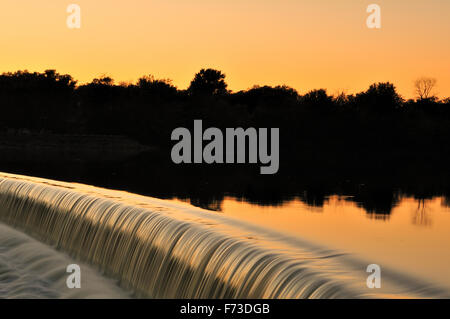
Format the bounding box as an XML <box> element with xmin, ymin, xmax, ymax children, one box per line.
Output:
<box><xmin>0</xmin><ymin>133</ymin><xmax>152</xmax><ymax>162</ymax></box>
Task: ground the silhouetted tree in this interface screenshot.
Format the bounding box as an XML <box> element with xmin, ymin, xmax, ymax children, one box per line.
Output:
<box><xmin>333</xmin><ymin>90</ymin><xmax>349</xmax><ymax>106</ymax></box>
<box><xmin>188</xmin><ymin>69</ymin><xmax>228</xmax><ymax>96</ymax></box>
<box><xmin>92</xmin><ymin>76</ymin><xmax>114</xmax><ymax>86</ymax></box>
<box><xmin>301</xmin><ymin>89</ymin><xmax>333</xmax><ymax>109</ymax></box>
<box><xmin>233</xmin><ymin>85</ymin><xmax>298</xmax><ymax>113</ymax></box>
<box><xmin>415</xmin><ymin>77</ymin><xmax>437</xmax><ymax>100</ymax></box>
<box><xmin>0</xmin><ymin>70</ymin><xmax>76</xmax><ymax>132</ymax></box>
<box><xmin>137</xmin><ymin>75</ymin><xmax>177</xmax><ymax>97</ymax></box>
<box><xmin>356</xmin><ymin>82</ymin><xmax>403</xmax><ymax>112</ymax></box>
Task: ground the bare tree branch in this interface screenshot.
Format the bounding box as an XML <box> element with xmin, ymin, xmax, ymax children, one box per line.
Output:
<box><xmin>414</xmin><ymin>77</ymin><xmax>437</xmax><ymax>100</ymax></box>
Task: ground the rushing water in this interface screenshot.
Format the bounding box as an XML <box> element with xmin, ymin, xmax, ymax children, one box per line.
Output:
<box><xmin>0</xmin><ymin>222</ymin><xmax>129</xmax><ymax>298</ymax></box>
<box><xmin>0</xmin><ymin>172</ymin><xmax>449</xmax><ymax>299</ymax></box>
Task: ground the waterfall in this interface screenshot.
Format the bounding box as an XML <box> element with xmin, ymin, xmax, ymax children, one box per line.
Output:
<box><xmin>0</xmin><ymin>173</ymin><xmax>445</xmax><ymax>298</ymax></box>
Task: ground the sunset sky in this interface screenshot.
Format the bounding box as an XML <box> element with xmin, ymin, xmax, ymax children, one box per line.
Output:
<box><xmin>1</xmin><ymin>0</ymin><xmax>449</xmax><ymax>98</ymax></box>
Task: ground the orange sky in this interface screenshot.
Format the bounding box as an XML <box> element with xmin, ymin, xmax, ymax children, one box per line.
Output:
<box><xmin>1</xmin><ymin>0</ymin><xmax>449</xmax><ymax>98</ymax></box>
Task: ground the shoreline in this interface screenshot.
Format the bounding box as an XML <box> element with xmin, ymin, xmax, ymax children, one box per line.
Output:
<box><xmin>0</xmin><ymin>133</ymin><xmax>153</xmax><ymax>162</ymax></box>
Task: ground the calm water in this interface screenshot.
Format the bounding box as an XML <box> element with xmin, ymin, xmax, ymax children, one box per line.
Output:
<box><xmin>173</xmin><ymin>195</ymin><xmax>450</xmax><ymax>290</ymax></box>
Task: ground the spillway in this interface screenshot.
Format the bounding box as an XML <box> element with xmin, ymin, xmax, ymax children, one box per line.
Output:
<box><xmin>0</xmin><ymin>172</ymin><xmax>448</xmax><ymax>298</ymax></box>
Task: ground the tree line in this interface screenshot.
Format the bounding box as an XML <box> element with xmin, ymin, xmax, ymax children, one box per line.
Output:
<box><xmin>0</xmin><ymin>69</ymin><xmax>448</xmax><ymax>145</ymax></box>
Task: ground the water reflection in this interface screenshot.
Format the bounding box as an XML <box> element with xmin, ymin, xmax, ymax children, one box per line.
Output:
<box><xmin>443</xmin><ymin>197</ymin><xmax>450</xmax><ymax>207</ymax></box>
<box><xmin>182</xmin><ymin>194</ymin><xmax>448</xmax><ymax>227</ymax></box>
<box><xmin>412</xmin><ymin>199</ymin><xmax>433</xmax><ymax>227</ymax></box>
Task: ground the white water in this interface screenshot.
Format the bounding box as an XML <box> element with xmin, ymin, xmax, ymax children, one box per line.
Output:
<box><xmin>0</xmin><ymin>222</ymin><xmax>129</xmax><ymax>298</ymax></box>
<box><xmin>0</xmin><ymin>172</ymin><xmax>448</xmax><ymax>298</ymax></box>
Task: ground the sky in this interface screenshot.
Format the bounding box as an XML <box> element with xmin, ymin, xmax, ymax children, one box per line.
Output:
<box><xmin>1</xmin><ymin>0</ymin><xmax>449</xmax><ymax>98</ymax></box>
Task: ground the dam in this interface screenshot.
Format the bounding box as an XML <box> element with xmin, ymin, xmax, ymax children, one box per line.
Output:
<box><xmin>0</xmin><ymin>172</ymin><xmax>448</xmax><ymax>299</ymax></box>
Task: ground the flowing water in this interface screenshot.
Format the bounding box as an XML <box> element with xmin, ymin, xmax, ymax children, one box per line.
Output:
<box><xmin>0</xmin><ymin>222</ymin><xmax>129</xmax><ymax>298</ymax></box>
<box><xmin>0</xmin><ymin>172</ymin><xmax>448</xmax><ymax>299</ymax></box>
